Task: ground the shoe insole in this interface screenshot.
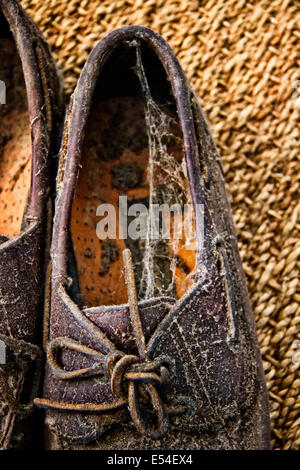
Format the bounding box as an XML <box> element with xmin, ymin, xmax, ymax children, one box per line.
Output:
<box><xmin>71</xmin><ymin>97</ymin><xmax>196</xmax><ymax>308</ymax></box>
<box><xmin>0</xmin><ymin>38</ymin><xmax>31</xmax><ymax>238</ymax></box>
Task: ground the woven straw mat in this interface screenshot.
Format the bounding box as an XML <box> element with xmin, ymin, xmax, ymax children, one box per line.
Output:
<box><xmin>20</xmin><ymin>0</ymin><xmax>300</xmax><ymax>450</ymax></box>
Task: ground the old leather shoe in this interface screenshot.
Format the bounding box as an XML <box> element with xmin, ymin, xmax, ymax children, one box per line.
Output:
<box><xmin>36</xmin><ymin>26</ymin><xmax>270</xmax><ymax>450</ymax></box>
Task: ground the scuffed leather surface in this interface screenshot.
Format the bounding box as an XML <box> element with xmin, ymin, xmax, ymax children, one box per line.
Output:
<box><xmin>0</xmin><ymin>225</ymin><xmax>43</xmax><ymax>342</ymax></box>
<box><xmin>44</xmin><ymin>271</ymin><xmax>269</xmax><ymax>449</ymax></box>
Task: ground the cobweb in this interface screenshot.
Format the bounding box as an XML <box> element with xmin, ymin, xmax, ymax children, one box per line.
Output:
<box><xmin>134</xmin><ymin>44</ymin><xmax>195</xmax><ymax>300</ymax></box>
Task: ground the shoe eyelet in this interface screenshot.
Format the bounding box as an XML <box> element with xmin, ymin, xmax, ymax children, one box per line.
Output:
<box><xmin>155</xmin><ymin>355</ymin><xmax>175</xmax><ymax>379</ymax></box>
<box><xmin>170</xmin><ymin>396</ymin><xmax>197</xmax><ymax>426</ymax></box>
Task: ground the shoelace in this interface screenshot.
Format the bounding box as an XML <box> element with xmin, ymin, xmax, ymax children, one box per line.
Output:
<box><xmin>35</xmin><ymin>249</ymin><xmax>184</xmax><ymax>439</ymax></box>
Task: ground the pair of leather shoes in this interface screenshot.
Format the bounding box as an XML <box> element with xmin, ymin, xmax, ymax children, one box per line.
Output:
<box><xmin>0</xmin><ymin>0</ymin><xmax>270</xmax><ymax>449</ymax></box>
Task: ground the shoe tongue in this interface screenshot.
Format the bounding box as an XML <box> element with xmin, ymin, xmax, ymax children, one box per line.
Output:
<box><xmin>84</xmin><ymin>297</ymin><xmax>175</xmax><ymax>354</ymax></box>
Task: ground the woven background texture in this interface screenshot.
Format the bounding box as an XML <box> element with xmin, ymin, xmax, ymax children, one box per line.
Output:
<box><xmin>20</xmin><ymin>0</ymin><xmax>299</xmax><ymax>450</ymax></box>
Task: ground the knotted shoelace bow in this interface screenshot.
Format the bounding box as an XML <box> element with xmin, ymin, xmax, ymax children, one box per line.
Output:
<box><xmin>35</xmin><ymin>249</ymin><xmax>184</xmax><ymax>439</ymax></box>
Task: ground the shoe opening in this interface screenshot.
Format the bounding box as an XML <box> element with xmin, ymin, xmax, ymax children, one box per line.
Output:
<box><xmin>0</xmin><ymin>12</ymin><xmax>31</xmax><ymax>238</ymax></box>
<box><xmin>70</xmin><ymin>40</ymin><xmax>197</xmax><ymax>308</ymax></box>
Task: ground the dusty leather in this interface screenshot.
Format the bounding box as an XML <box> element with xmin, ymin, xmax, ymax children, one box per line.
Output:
<box><xmin>0</xmin><ymin>0</ymin><xmax>64</xmax><ymax>449</ymax></box>
<box><xmin>40</xmin><ymin>26</ymin><xmax>270</xmax><ymax>450</ymax></box>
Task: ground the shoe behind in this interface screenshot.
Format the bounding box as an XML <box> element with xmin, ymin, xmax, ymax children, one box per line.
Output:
<box><xmin>0</xmin><ymin>0</ymin><xmax>64</xmax><ymax>449</ymax></box>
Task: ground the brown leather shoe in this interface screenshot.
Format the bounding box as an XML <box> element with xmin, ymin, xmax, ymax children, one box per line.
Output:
<box><xmin>36</xmin><ymin>26</ymin><xmax>270</xmax><ymax>450</ymax></box>
<box><xmin>0</xmin><ymin>0</ymin><xmax>64</xmax><ymax>449</ymax></box>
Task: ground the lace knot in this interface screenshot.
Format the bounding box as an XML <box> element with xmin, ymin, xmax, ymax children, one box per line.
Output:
<box><xmin>34</xmin><ymin>249</ymin><xmax>182</xmax><ymax>439</ymax></box>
